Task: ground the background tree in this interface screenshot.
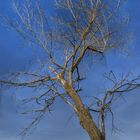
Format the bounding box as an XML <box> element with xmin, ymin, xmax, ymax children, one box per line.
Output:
<box><xmin>0</xmin><ymin>0</ymin><xmax>140</xmax><ymax>140</ymax></box>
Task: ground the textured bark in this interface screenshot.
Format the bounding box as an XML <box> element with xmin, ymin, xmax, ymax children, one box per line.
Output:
<box><xmin>63</xmin><ymin>81</ymin><xmax>101</xmax><ymax>140</ymax></box>
<box><xmin>101</xmin><ymin>112</ymin><xmax>106</xmax><ymax>140</ymax></box>
<box><xmin>76</xmin><ymin>107</ymin><xmax>101</xmax><ymax>140</ymax></box>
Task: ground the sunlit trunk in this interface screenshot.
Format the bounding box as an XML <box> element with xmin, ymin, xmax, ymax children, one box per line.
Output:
<box><xmin>64</xmin><ymin>81</ymin><xmax>101</xmax><ymax>140</ymax></box>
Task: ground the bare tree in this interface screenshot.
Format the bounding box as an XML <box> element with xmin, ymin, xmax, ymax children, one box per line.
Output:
<box><xmin>0</xmin><ymin>0</ymin><xmax>140</xmax><ymax>140</ymax></box>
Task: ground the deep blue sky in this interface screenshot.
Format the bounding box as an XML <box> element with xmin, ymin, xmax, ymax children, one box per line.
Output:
<box><xmin>0</xmin><ymin>0</ymin><xmax>140</xmax><ymax>140</ymax></box>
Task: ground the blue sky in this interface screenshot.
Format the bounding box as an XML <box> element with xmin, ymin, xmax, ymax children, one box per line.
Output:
<box><xmin>0</xmin><ymin>0</ymin><xmax>140</xmax><ymax>140</ymax></box>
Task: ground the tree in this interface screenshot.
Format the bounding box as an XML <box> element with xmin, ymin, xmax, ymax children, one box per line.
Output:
<box><xmin>0</xmin><ymin>0</ymin><xmax>140</xmax><ymax>140</ymax></box>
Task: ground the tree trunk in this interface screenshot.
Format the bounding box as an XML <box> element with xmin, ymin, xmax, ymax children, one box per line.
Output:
<box><xmin>64</xmin><ymin>81</ymin><xmax>101</xmax><ymax>140</ymax></box>
<box><xmin>76</xmin><ymin>106</ymin><xmax>101</xmax><ymax>140</ymax></box>
<box><xmin>101</xmin><ymin>113</ymin><xmax>106</xmax><ymax>140</ymax></box>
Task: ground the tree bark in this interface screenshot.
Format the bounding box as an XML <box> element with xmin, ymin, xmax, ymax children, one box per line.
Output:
<box><xmin>101</xmin><ymin>112</ymin><xmax>106</xmax><ymax>140</ymax></box>
<box><xmin>63</xmin><ymin>81</ymin><xmax>101</xmax><ymax>140</ymax></box>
